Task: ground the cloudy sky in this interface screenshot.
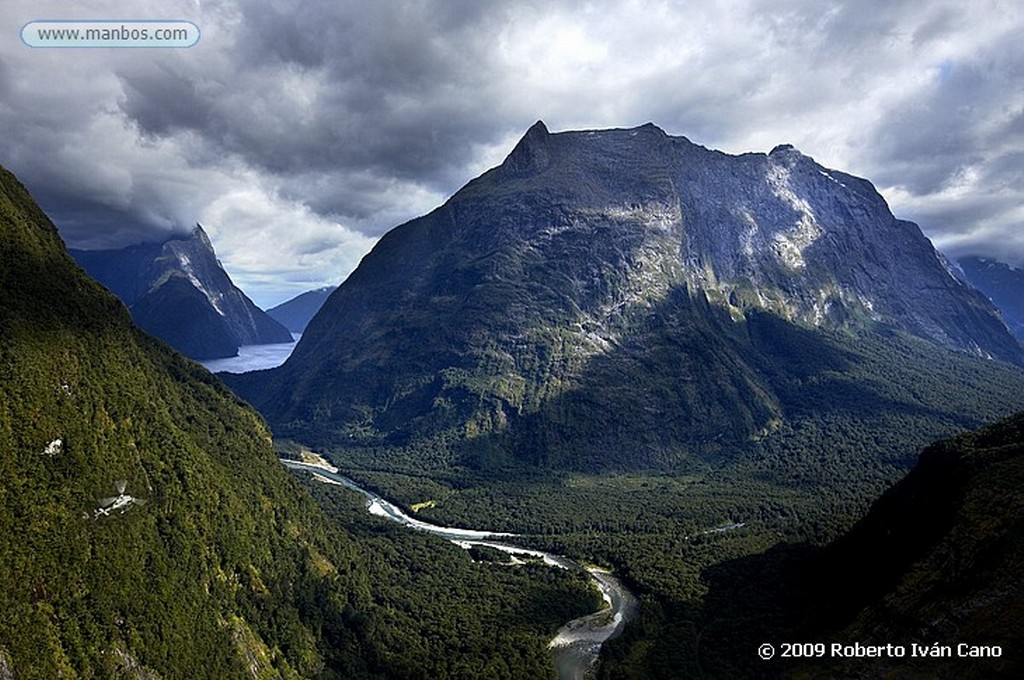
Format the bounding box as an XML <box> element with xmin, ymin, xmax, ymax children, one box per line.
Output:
<box><xmin>3</xmin><ymin>0</ymin><xmax>1022</xmax><ymax>307</ymax></box>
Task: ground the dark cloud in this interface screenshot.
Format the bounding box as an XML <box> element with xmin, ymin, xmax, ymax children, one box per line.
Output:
<box><xmin>869</xmin><ymin>40</ymin><xmax>1024</xmax><ymax>194</ymax></box>
<box><xmin>114</xmin><ymin>0</ymin><xmax>509</xmax><ymax>189</ymax></box>
<box><xmin>117</xmin><ymin>64</ymin><xmax>219</xmax><ymax>138</ymax></box>
<box><xmin>25</xmin><ymin>192</ymin><xmax>165</xmax><ymax>250</ymax></box>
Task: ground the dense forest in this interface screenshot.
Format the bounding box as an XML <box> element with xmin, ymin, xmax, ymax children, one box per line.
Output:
<box><xmin>306</xmin><ymin>325</ymin><xmax>1024</xmax><ymax>678</ymax></box>
<box><xmin>308</xmin><ymin>403</ymin><xmax>1024</xmax><ymax>678</ymax></box>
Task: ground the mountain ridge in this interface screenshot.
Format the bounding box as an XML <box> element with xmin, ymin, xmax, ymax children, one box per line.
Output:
<box><xmin>958</xmin><ymin>255</ymin><xmax>1024</xmax><ymax>343</ymax></box>
<box><xmin>267</xmin><ymin>285</ymin><xmax>338</xmax><ymax>333</ymax></box>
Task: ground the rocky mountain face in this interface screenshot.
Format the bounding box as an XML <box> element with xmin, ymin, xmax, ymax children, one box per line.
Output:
<box><xmin>229</xmin><ymin>122</ymin><xmax>1024</xmax><ymax>469</ymax></box>
<box><xmin>958</xmin><ymin>255</ymin><xmax>1024</xmax><ymax>342</ymax></box>
<box><xmin>71</xmin><ymin>226</ymin><xmax>292</xmax><ymax>360</ymax></box>
<box><xmin>267</xmin><ymin>285</ymin><xmax>338</xmax><ymax>333</ymax></box>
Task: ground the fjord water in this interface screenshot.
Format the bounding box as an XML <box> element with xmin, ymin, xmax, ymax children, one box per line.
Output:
<box><xmin>282</xmin><ymin>460</ymin><xmax>637</xmax><ymax>679</ymax></box>
<box><xmin>199</xmin><ymin>333</ymin><xmax>300</xmax><ymax>373</ymax></box>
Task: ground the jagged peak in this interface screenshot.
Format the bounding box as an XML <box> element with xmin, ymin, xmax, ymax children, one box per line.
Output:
<box><xmin>501</xmin><ymin>120</ymin><xmax>553</xmax><ymax>177</ymax></box>
<box><xmin>501</xmin><ymin>120</ymin><xmax>675</xmax><ymax>178</ymax></box>
<box><xmin>526</xmin><ymin>119</ymin><xmax>549</xmax><ymax>136</ymax></box>
<box><xmin>767</xmin><ymin>143</ymin><xmax>821</xmax><ymax>171</ymax></box>
<box><xmin>189</xmin><ymin>223</ymin><xmax>213</xmax><ymax>247</ymax></box>
<box><xmin>159</xmin><ymin>223</ymin><xmax>215</xmax><ymax>255</ymax></box>
<box><xmin>635</xmin><ymin>121</ymin><xmax>666</xmax><ymax>135</ymax></box>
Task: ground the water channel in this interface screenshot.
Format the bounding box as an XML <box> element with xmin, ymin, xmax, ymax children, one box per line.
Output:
<box><xmin>281</xmin><ymin>459</ymin><xmax>638</xmax><ymax>679</ymax></box>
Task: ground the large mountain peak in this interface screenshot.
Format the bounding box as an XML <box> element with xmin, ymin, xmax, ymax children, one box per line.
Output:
<box><xmin>526</xmin><ymin>119</ymin><xmax>550</xmax><ymax>136</ymax></box>
<box><xmin>188</xmin><ymin>221</ymin><xmax>214</xmax><ymax>248</ymax></box>
<box><xmin>462</xmin><ymin>123</ymin><xmax>1020</xmax><ymax>361</ymax></box>
<box><xmin>227</xmin><ymin>123</ymin><xmax>1024</xmax><ymax>469</ymax></box>
<box><xmin>501</xmin><ymin>119</ymin><xmax>552</xmax><ymax>177</ymax></box>
<box><xmin>496</xmin><ymin>121</ymin><xmax>677</xmax><ymax>186</ymax></box>
<box><xmin>768</xmin><ymin>142</ymin><xmax>798</xmax><ymax>156</ymax></box>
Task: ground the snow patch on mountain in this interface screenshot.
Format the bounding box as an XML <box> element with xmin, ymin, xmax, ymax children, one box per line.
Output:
<box><xmin>176</xmin><ymin>252</ymin><xmax>226</xmax><ymax>316</ymax></box>
<box><xmin>766</xmin><ymin>164</ymin><xmax>823</xmax><ymax>271</ymax></box>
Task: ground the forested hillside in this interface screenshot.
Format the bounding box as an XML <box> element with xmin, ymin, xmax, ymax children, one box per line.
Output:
<box><xmin>1</xmin><ymin>163</ymin><xmax>358</xmax><ymax>676</ymax></box>
<box><xmin>649</xmin><ymin>409</ymin><xmax>1024</xmax><ymax>679</ymax></box>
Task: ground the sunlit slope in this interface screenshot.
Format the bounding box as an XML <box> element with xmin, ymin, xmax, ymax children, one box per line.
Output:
<box><xmin>0</xmin><ymin>162</ymin><xmax>609</xmax><ymax>679</ymax></box>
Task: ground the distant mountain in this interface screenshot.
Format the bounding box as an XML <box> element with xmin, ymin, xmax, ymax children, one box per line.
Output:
<box><xmin>71</xmin><ymin>226</ymin><xmax>292</xmax><ymax>360</ymax></box>
<box><xmin>227</xmin><ymin>122</ymin><xmax>1024</xmax><ymax>471</ymax></box>
<box><xmin>958</xmin><ymin>255</ymin><xmax>1024</xmax><ymax>342</ymax></box>
<box><xmin>267</xmin><ymin>285</ymin><xmax>337</xmax><ymax>333</ymax></box>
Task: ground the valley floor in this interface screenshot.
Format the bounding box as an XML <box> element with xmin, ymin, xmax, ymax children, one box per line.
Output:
<box><xmin>286</xmin><ymin>445</ymin><xmax>887</xmax><ymax>678</ymax></box>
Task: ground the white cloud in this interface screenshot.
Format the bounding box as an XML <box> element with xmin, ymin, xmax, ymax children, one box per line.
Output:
<box><xmin>201</xmin><ymin>181</ymin><xmax>377</xmax><ymax>308</ymax></box>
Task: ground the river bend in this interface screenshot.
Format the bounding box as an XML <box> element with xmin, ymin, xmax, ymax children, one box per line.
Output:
<box><xmin>282</xmin><ymin>459</ymin><xmax>637</xmax><ymax>679</ymax></box>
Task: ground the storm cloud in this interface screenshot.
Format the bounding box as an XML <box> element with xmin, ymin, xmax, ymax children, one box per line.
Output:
<box><xmin>2</xmin><ymin>0</ymin><xmax>1022</xmax><ymax>306</ymax></box>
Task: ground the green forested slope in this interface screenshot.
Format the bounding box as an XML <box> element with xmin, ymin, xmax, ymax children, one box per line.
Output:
<box><xmin>805</xmin><ymin>409</ymin><xmax>1024</xmax><ymax>678</ymax></box>
<box><xmin>0</xmin><ymin>164</ymin><xmax>377</xmax><ymax>677</ymax></box>
<box><xmin>0</xmin><ymin>164</ymin><xmax>595</xmax><ymax>678</ymax></box>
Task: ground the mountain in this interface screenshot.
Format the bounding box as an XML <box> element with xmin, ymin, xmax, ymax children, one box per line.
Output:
<box><xmin>226</xmin><ymin>122</ymin><xmax>1024</xmax><ymax>471</ymax></box>
<box><xmin>267</xmin><ymin>286</ymin><xmax>338</xmax><ymax>333</ymax></box>
<box><xmin>958</xmin><ymin>255</ymin><xmax>1024</xmax><ymax>342</ymax></box>
<box><xmin>71</xmin><ymin>226</ymin><xmax>293</xmax><ymax>360</ymax></box>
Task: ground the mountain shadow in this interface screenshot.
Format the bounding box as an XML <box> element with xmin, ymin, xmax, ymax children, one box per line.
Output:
<box><xmin>666</xmin><ymin>410</ymin><xmax>1024</xmax><ymax>679</ymax></box>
